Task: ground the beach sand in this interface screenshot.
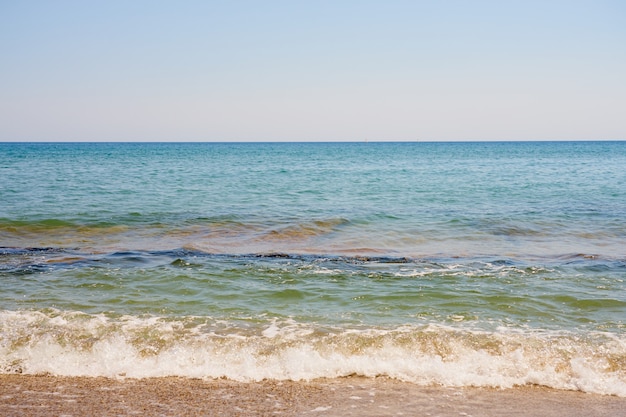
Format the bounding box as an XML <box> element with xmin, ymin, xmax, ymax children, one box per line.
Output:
<box><xmin>1</xmin><ymin>375</ymin><xmax>625</xmax><ymax>416</ymax></box>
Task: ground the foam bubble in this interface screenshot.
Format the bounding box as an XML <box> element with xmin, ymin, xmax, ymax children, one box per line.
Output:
<box><xmin>1</xmin><ymin>310</ymin><xmax>625</xmax><ymax>396</ymax></box>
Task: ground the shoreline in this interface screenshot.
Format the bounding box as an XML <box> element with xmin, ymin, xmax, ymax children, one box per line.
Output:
<box><xmin>1</xmin><ymin>375</ymin><xmax>625</xmax><ymax>416</ymax></box>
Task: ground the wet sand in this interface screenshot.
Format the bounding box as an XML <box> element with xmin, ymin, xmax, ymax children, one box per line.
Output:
<box><xmin>1</xmin><ymin>375</ymin><xmax>624</xmax><ymax>416</ymax></box>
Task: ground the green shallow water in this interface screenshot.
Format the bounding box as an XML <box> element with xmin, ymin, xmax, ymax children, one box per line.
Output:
<box><xmin>1</xmin><ymin>249</ymin><xmax>624</xmax><ymax>333</ymax></box>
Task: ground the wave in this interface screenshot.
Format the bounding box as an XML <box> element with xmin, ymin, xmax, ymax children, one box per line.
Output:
<box><xmin>260</xmin><ymin>218</ymin><xmax>351</xmax><ymax>241</ymax></box>
<box><xmin>1</xmin><ymin>310</ymin><xmax>625</xmax><ymax>396</ymax></box>
<box><xmin>2</xmin><ymin>246</ymin><xmax>623</xmax><ymax>263</ymax></box>
<box><xmin>2</xmin><ymin>246</ymin><xmax>624</xmax><ymax>282</ymax></box>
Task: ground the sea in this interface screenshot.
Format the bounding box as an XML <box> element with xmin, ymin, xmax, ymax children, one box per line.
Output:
<box><xmin>1</xmin><ymin>141</ymin><xmax>625</xmax><ymax>396</ymax></box>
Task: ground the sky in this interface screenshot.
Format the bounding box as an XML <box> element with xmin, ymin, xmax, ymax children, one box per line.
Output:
<box><xmin>1</xmin><ymin>0</ymin><xmax>625</xmax><ymax>142</ymax></box>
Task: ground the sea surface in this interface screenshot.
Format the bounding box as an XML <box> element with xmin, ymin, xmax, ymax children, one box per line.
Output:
<box><xmin>1</xmin><ymin>141</ymin><xmax>625</xmax><ymax>396</ymax></box>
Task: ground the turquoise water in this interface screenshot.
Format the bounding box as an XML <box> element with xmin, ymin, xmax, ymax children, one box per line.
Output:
<box><xmin>1</xmin><ymin>142</ymin><xmax>625</xmax><ymax>394</ymax></box>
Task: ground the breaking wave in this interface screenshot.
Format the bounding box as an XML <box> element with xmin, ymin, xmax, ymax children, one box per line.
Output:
<box><xmin>1</xmin><ymin>310</ymin><xmax>625</xmax><ymax>397</ymax></box>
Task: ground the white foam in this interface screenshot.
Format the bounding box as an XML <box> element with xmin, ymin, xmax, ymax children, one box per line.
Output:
<box><xmin>1</xmin><ymin>310</ymin><xmax>625</xmax><ymax>396</ymax></box>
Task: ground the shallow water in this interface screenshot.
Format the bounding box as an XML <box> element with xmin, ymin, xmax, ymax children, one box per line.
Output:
<box><xmin>1</xmin><ymin>141</ymin><xmax>625</xmax><ymax>395</ymax></box>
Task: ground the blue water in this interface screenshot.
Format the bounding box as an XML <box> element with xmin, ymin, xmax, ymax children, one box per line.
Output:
<box><xmin>1</xmin><ymin>141</ymin><xmax>625</xmax><ymax>394</ymax></box>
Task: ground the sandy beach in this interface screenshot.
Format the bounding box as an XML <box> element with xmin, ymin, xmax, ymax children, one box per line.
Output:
<box><xmin>1</xmin><ymin>375</ymin><xmax>624</xmax><ymax>416</ymax></box>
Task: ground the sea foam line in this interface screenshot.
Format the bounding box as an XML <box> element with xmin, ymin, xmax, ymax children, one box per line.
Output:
<box><xmin>1</xmin><ymin>310</ymin><xmax>625</xmax><ymax>396</ymax></box>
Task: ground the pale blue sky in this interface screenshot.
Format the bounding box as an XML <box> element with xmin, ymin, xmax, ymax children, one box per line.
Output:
<box><xmin>1</xmin><ymin>0</ymin><xmax>625</xmax><ymax>141</ymax></box>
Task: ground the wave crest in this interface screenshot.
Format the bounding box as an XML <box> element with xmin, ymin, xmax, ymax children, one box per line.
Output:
<box><xmin>1</xmin><ymin>310</ymin><xmax>625</xmax><ymax>396</ymax></box>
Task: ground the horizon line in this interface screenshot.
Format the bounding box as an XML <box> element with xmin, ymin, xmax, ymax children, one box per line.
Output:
<box><xmin>1</xmin><ymin>139</ymin><xmax>625</xmax><ymax>144</ymax></box>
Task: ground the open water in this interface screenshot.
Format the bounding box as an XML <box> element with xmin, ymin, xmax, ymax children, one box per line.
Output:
<box><xmin>1</xmin><ymin>141</ymin><xmax>625</xmax><ymax>395</ymax></box>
